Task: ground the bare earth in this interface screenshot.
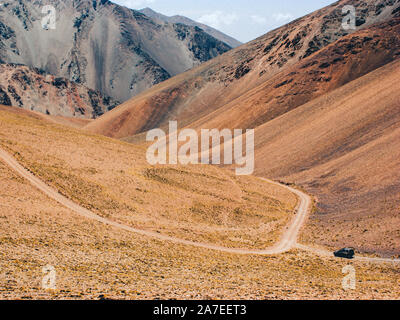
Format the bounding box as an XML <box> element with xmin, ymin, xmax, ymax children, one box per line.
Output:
<box><xmin>0</xmin><ymin>108</ymin><xmax>399</xmax><ymax>299</ymax></box>
<box><xmin>81</xmin><ymin>1</ymin><xmax>400</xmax><ymax>257</ymax></box>
<box><xmin>1</xmin><ymin>141</ymin><xmax>397</xmax><ymax>261</ymax></box>
<box><xmin>0</xmin><ymin>148</ymin><xmax>308</xmax><ymax>255</ymax></box>
<box><xmin>1</xmin><ymin>0</ymin><xmax>400</xmax><ymax>299</ymax></box>
<box><xmin>0</xmin><ymin>107</ymin><xmax>300</xmax><ymax>250</ymax></box>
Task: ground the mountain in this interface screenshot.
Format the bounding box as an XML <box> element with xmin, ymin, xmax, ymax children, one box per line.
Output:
<box><xmin>0</xmin><ymin>0</ymin><xmax>231</xmax><ymax>104</ymax></box>
<box><xmin>0</xmin><ymin>63</ymin><xmax>118</xmax><ymax>118</ymax></box>
<box><xmin>2</xmin><ymin>0</ymin><xmax>400</xmax><ymax>300</ymax></box>
<box><xmin>253</xmin><ymin>58</ymin><xmax>400</xmax><ymax>255</ymax></box>
<box><xmin>86</xmin><ymin>0</ymin><xmax>400</xmax><ymax>139</ymax></box>
<box><xmin>139</xmin><ymin>7</ymin><xmax>242</xmax><ymax>48</ymax></box>
<box><xmin>187</xmin><ymin>18</ymin><xmax>400</xmax><ymax>132</ymax></box>
<box><xmin>85</xmin><ymin>0</ymin><xmax>400</xmax><ymax>256</ymax></box>
<box><xmin>2</xmin><ymin>104</ymin><xmax>399</xmax><ymax>300</ymax></box>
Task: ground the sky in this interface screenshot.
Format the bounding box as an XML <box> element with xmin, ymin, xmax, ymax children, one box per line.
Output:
<box><xmin>112</xmin><ymin>0</ymin><xmax>334</xmax><ymax>43</ymax></box>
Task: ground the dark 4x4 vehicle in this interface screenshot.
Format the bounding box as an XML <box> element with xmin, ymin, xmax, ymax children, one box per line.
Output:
<box><xmin>334</xmin><ymin>248</ymin><xmax>355</xmax><ymax>259</ymax></box>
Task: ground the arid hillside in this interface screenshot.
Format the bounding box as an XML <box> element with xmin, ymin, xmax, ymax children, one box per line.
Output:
<box><xmin>1</xmin><ymin>106</ymin><xmax>400</xmax><ymax>300</ymax></box>
<box><xmin>0</xmin><ymin>63</ymin><xmax>118</xmax><ymax>118</ymax></box>
<box><xmin>252</xmin><ymin>59</ymin><xmax>400</xmax><ymax>256</ymax></box>
<box><xmin>83</xmin><ymin>0</ymin><xmax>400</xmax><ymax>257</ymax></box>
<box><xmin>0</xmin><ymin>0</ymin><xmax>231</xmax><ymax>103</ymax></box>
<box><xmin>0</xmin><ymin>105</ymin><xmax>297</xmax><ymax>250</ymax></box>
<box><xmin>187</xmin><ymin>18</ymin><xmax>400</xmax><ymax>132</ymax></box>
<box><xmin>85</xmin><ymin>0</ymin><xmax>400</xmax><ymax>138</ymax></box>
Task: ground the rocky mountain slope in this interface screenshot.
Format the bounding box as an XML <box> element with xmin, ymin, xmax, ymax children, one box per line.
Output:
<box><xmin>0</xmin><ymin>0</ymin><xmax>231</xmax><ymax>103</ymax></box>
<box><xmin>187</xmin><ymin>18</ymin><xmax>400</xmax><ymax>132</ymax></box>
<box><xmin>85</xmin><ymin>0</ymin><xmax>400</xmax><ymax>256</ymax></box>
<box><xmin>139</xmin><ymin>7</ymin><xmax>242</xmax><ymax>48</ymax></box>
<box><xmin>253</xmin><ymin>58</ymin><xmax>400</xmax><ymax>256</ymax></box>
<box><xmin>0</xmin><ymin>63</ymin><xmax>118</xmax><ymax>118</ymax></box>
<box><xmin>86</xmin><ymin>0</ymin><xmax>400</xmax><ymax>138</ymax></box>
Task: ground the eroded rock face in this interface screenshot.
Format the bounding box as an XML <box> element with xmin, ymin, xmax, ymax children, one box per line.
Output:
<box><xmin>139</xmin><ymin>7</ymin><xmax>242</xmax><ymax>49</ymax></box>
<box><xmin>0</xmin><ymin>85</ymin><xmax>12</xmax><ymax>106</ymax></box>
<box><xmin>0</xmin><ymin>0</ymin><xmax>231</xmax><ymax>103</ymax></box>
<box><xmin>84</xmin><ymin>0</ymin><xmax>400</xmax><ymax>139</ymax></box>
<box><xmin>0</xmin><ymin>63</ymin><xmax>119</xmax><ymax>118</ymax></box>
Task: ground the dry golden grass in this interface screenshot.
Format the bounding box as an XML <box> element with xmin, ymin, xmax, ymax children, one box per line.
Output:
<box><xmin>253</xmin><ymin>59</ymin><xmax>400</xmax><ymax>257</ymax></box>
<box><xmin>1</xmin><ymin>160</ymin><xmax>400</xmax><ymax>300</ymax></box>
<box><xmin>0</xmin><ymin>107</ymin><xmax>296</xmax><ymax>250</ymax></box>
<box><xmin>81</xmin><ymin>14</ymin><xmax>400</xmax><ymax>257</ymax></box>
<box><xmin>1</xmin><ymin>107</ymin><xmax>399</xmax><ymax>300</ymax></box>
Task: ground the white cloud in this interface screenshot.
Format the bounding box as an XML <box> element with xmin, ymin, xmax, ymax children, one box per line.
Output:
<box><xmin>114</xmin><ymin>0</ymin><xmax>155</xmax><ymax>9</ymax></box>
<box><xmin>198</xmin><ymin>11</ymin><xmax>238</xmax><ymax>29</ymax></box>
<box><xmin>251</xmin><ymin>15</ymin><xmax>267</xmax><ymax>25</ymax></box>
<box><xmin>272</xmin><ymin>13</ymin><xmax>294</xmax><ymax>22</ymax></box>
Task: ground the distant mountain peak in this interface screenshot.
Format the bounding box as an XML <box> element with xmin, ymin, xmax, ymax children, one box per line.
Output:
<box><xmin>140</xmin><ymin>7</ymin><xmax>158</xmax><ymax>14</ymax></box>
<box><xmin>138</xmin><ymin>7</ymin><xmax>242</xmax><ymax>48</ymax></box>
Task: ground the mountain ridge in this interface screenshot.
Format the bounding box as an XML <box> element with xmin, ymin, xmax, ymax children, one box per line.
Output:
<box><xmin>139</xmin><ymin>7</ymin><xmax>242</xmax><ymax>48</ymax></box>
<box><xmin>0</xmin><ymin>0</ymin><xmax>232</xmax><ymax>104</ymax></box>
<box><xmin>84</xmin><ymin>0</ymin><xmax>400</xmax><ymax>256</ymax></box>
<box><xmin>86</xmin><ymin>0</ymin><xmax>400</xmax><ymax>138</ymax></box>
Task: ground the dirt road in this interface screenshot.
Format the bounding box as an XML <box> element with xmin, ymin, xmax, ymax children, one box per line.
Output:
<box><xmin>1</xmin><ymin>147</ymin><xmax>398</xmax><ymax>262</ymax></box>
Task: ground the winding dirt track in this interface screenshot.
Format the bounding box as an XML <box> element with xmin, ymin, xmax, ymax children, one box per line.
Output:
<box><xmin>0</xmin><ymin>147</ymin><xmax>399</xmax><ymax>263</ymax></box>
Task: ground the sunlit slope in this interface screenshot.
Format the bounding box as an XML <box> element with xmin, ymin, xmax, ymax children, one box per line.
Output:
<box><xmin>187</xmin><ymin>18</ymin><xmax>400</xmax><ymax>132</ymax></box>
<box><xmin>252</xmin><ymin>59</ymin><xmax>400</xmax><ymax>256</ymax></box>
<box><xmin>0</xmin><ymin>106</ymin><xmax>296</xmax><ymax>250</ymax></box>
<box><xmin>2</xmin><ymin>158</ymin><xmax>400</xmax><ymax>300</ymax></box>
<box><xmin>85</xmin><ymin>0</ymin><xmax>400</xmax><ymax>139</ymax></box>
